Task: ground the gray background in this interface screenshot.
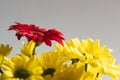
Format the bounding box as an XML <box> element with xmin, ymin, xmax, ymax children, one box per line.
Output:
<box><xmin>0</xmin><ymin>0</ymin><xmax>120</xmax><ymax>79</ymax></box>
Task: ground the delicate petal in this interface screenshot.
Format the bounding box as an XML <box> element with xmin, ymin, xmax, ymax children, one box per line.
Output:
<box><xmin>21</xmin><ymin>40</ymin><xmax>36</xmax><ymax>56</ymax></box>
<box><xmin>43</xmin><ymin>29</ymin><xmax>64</xmax><ymax>46</ymax></box>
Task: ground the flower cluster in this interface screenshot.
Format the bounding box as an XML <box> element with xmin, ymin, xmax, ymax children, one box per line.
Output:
<box><xmin>0</xmin><ymin>22</ymin><xmax>120</xmax><ymax>80</ymax></box>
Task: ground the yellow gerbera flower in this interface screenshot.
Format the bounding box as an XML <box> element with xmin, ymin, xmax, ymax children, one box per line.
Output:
<box><xmin>64</xmin><ymin>38</ymin><xmax>114</xmax><ymax>64</ymax></box>
<box><xmin>54</xmin><ymin>38</ymin><xmax>120</xmax><ymax>79</ymax></box>
<box><xmin>39</xmin><ymin>51</ymin><xmax>67</xmax><ymax>79</ymax></box>
<box><xmin>1</xmin><ymin>54</ymin><xmax>43</xmax><ymax>80</ymax></box>
<box><xmin>53</xmin><ymin>62</ymin><xmax>101</xmax><ymax>80</ymax></box>
<box><xmin>0</xmin><ymin>44</ymin><xmax>12</xmax><ymax>65</ymax></box>
<box><xmin>21</xmin><ymin>40</ymin><xmax>36</xmax><ymax>56</ymax></box>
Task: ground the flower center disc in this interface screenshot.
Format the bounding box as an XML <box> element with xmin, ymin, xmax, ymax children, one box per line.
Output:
<box><xmin>14</xmin><ymin>69</ymin><xmax>30</xmax><ymax>79</ymax></box>
<box><xmin>42</xmin><ymin>68</ymin><xmax>55</xmax><ymax>77</ymax></box>
<box><xmin>71</xmin><ymin>58</ymin><xmax>79</xmax><ymax>64</ymax></box>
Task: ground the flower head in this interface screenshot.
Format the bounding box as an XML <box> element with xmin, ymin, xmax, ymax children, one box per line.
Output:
<box><xmin>39</xmin><ymin>51</ymin><xmax>67</xmax><ymax>79</ymax></box>
<box><xmin>8</xmin><ymin>22</ymin><xmax>64</xmax><ymax>46</ymax></box>
<box><xmin>21</xmin><ymin>40</ymin><xmax>36</xmax><ymax>56</ymax></box>
<box><xmin>1</xmin><ymin>54</ymin><xmax>43</xmax><ymax>80</ymax></box>
<box><xmin>0</xmin><ymin>44</ymin><xmax>12</xmax><ymax>57</ymax></box>
<box><xmin>0</xmin><ymin>44</ymin><xmax>12</xmax><ymax>65</ymax></box>
<box><xmin>54</xmin><ymin>38</ymin><xmax>120</xmax><ymax>79</ymax></box>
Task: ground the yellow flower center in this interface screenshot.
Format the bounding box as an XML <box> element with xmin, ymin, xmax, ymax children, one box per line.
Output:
<box><xmin>14</xmin><ymin>69</ymin><xmax>30</xmax><ymax>79</ymax></box>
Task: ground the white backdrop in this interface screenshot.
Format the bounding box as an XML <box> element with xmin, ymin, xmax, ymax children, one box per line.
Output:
<box><xmin>0</xmin><ymin>0</ymin><xmax>120</xmax><ymax>79</ymax></box>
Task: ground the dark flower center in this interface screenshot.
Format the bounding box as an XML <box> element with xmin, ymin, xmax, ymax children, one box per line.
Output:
<box><xmin>96</xmin><ymin>72</ymin><xmax>99</xmax><ymax>77</ymax></box>
<box><xmin>42</xmin><ymin>68</ymin><xmax>55</xmax><ymax>77</ymax></box>
<box><xmin>0</xmin><ymin>67</ymin><xmax>3</xmax><ymax>73</ymax></box>
<box><xmin>71</xmin><ymin>58</ymin><xmax>79</xmax><ymax>64</ymax></box>
<box><xmin>14</xmin><ymin>69</ymin><xmax>30</xmax><ymax>79</ymax></box>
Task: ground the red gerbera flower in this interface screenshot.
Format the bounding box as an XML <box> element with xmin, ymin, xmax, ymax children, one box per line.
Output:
<box><xmin>8</xmin><ymin>22</ymin><xmax>64</xmax><ymax>46</ymax></box>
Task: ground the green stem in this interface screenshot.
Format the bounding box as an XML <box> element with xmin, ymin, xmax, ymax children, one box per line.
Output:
<box><xmin>85</xmin><ymin>63</ymin><xmax>88</xmax><ymax>72</ymax></box>
<box><xmin>32</xmin><ymin>41</ymin><xmax>42</xmax><ymax>55</ymax></box>
<box><xmin>32</xmin><ymin>46</ymin><xmax>36</xmax><ymax>55</ymax></box>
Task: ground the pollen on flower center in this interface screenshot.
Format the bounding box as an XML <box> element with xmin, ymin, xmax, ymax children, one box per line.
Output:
<box><xmin>14</xmin><ymin>69</ymin><xmax>30</xmax><ymax>79</ymax></box>
<box><xmin>42</xmin><ymin>68</ymin><xmax>55</xmax><ymax>77</ymax></box>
